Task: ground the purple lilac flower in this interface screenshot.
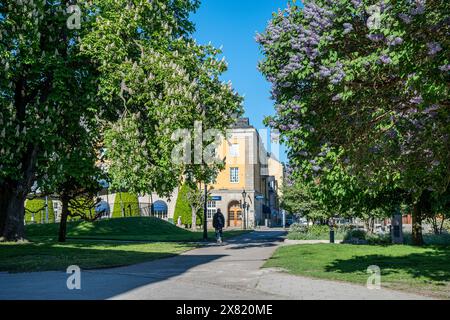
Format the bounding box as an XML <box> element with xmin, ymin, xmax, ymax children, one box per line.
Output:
<box><xmin>410</xmin><ymin>95</ymin><xmax>423</xmax><ymax>105</ymax></box>
<box><xmin>312</xmin><ymin>165</ymin><xmax>321</xmax><ymax>173</ymax></box>
<box><xmin>439</xmin><ymin>64</ymin><xmax>450</xmax><ymax>72</ymax></box>
<box><xmin>386</xmin><ymin>129</ymin><xmax>397</xmax><ymax>139</ymax></box>
<box><xmin>318</xmin><ymin>66</ymin><xmax>331</xmax><ymax>78</ymax></box>
<box><xmin>431</xmin><ymin>160</ymin><xmax>441</xmax><ymax>167</ymax></box>
<box><xmin>328</xmin><ymin>62</ymin><xmax>345</xmax><ymax>84</ymax></box>
<box><xmin>410</xmin><ymin>0</ymin><xmax>425</xmax><ymax>15</ymax></box>
<box><xmin>351</xmin><ymin>0</ymin><xmax>362</xmax><ymax>9</ymax></box>
<box><xmin>332</xmin><ymin>94</ymin><xmax>342</xmax><ymax>101</ymax></box>
<box><xmin>343</xmin><ymin>23</ymin><xmax>353</xmax><ymax>35</ymax></box>
<box><xmin>387</xmin><ymin>36</ymin><xmax>403</xmax><ymax>46</ymax></box>
<box><xmin>292</xmin><ymin>105</ymin><xmax>301</xmax><ymax>111</ymax></box>
<box><xmin>427</xmin><ymin>42</ymin><xmax>442</xmax><ymax>56</ymax></box>
<box><xmin>423</xmin><ymin>104</ymin><xmax>439</xmax><ymax>117</ymax></box>
<box><xmin>398</xmin><ymin>13</ymin><xmax>412</xmax><ymax>24</ymax></box>
<box><xmin>379</xmin><ymin>54</ymin><xmax>392</xmax><ymax>65</ymax></box>
<box><xmin>367</xmin><ymin>34</ymin><xmax>384</xmax><ymax>42</ymax></box>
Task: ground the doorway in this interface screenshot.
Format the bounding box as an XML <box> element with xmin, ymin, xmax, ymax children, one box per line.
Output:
<box><xmin>228</xmin><ymin>201</ymin><xmax>243</xmax><ymax>228</ymax></box>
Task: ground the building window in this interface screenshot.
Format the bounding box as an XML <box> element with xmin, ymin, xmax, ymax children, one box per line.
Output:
<box><xmin>230</xmin><ymin>167</ymin><xmax>239</xmax><ymax>183</ymax></box>
<box><xmin>230</xmin><ymin>144</ymin><xmax>240</xmax><ymax>157</ymax></box>
<box><xmin>207</xmin><ymin>200</ymin><xmax>217</xmax><ymax>220</ymax></box>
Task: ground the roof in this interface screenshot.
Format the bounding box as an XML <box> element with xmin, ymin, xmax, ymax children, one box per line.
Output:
<box><xmin>231</xmin><ymin>118</ymin><xmax>254</xmax><ymax>129</ymax></box>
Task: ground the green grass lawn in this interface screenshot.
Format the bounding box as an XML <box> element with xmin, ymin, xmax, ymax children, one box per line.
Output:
<box><xmin>26</xmin><ymin>217</ymin><xmax>249</xmax><ymax>242</ymax></box>
<box><xmin>264</xmin><ymin>244</ymin><xmax>450</xmax><ymax>299</ymax></box>
<box><xmin>0</xmin><ymin>217</ymin><xmax>249</xmax><ymax>273</ymax></box>
<box><xmin>0</xmin><ymin>240</ymin><xmax>195</xmax><ymax>273</ymax></box>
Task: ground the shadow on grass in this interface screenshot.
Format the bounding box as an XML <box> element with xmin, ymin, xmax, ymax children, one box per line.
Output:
<box><xmin>0</xmin><ymin>242</ymin><xmax>226</xmax><ymax>300</ymax></box>
<box><xmin>325</xmin><ymin>246</ymin><xmax>450</xmax><ymax>283</ymax></box>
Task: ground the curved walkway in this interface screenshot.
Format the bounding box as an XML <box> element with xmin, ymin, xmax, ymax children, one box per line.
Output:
<box><xmin>0</xmin><ymin>231</ymin><xmax>432</xmax><ymax>300</ymax></box>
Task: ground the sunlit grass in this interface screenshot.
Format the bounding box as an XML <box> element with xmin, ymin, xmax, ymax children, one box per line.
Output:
<box><xmin>265</xmin><ymin>244</ymin><xmax>450</xmax><ymax>299</ymax></box>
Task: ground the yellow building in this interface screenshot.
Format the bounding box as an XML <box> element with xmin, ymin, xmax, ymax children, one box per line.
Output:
<box><xmin>207</xmin><ymin>118</ymin><xmax>284</xmax><ymax>228</ymax></box>
<box><xmin>139</xmin><ymin>118</ymin><xmax>284</xmax><ymax>229</ymax></box>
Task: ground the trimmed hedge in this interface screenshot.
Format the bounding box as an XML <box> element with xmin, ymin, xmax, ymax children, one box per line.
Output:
<box><xmin>112</xmin><ymin>192</ymin><xmax>140</xmax><ymax>218</ymax></box>
<box><xmin>174</xmin><ymin>184</ymin><xmax>202</xmax><ymax>227</ymax></box>
<box><xmin>25</xmin><ymin>198</ymin><xmax>55</xmax><ymax>224</ymax></box>
<box><xmin>174</xmin><ymin>184</ymin><xmax>191</xmax><ymax>226</ymax></box>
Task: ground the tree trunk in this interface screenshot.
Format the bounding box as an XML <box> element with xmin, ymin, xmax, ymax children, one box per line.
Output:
<box><xmin>0</xmin><ymin>187</ymin><xmax>27</xmax><ymax>242</ymax></box>
<box><xmin>191</xmin><ymin>207</ymin><xmax>197</xmax><ymax>231</ymax></box>
<box><xmin>431</xmin><ymin>216</ymin><xmax>440</xmax><ymax>235</ymax></box>
<box><xmin>58</xmin><ymin>195</ymin><xmax>70</xmax><ymax>243</ymax></box>
<box><xmin>0</xmin><ymin>185</ymin><xmax>11</xmax><ymax>236</ymax></box>
<box><xmin>439</xmin><ymin>217</ymin><xmax>445</xmax><ymax>235</ymax></box>
<box><xmin>412</xmin><ymin>203</ymin><xmax>424</xmax><ymax>246</ymax></box>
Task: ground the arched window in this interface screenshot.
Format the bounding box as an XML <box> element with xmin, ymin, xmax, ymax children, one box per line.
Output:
<box><xmin>152</xmin><ymin>201</ymin><xmax>168</xmax><ymax>220</ymax></box>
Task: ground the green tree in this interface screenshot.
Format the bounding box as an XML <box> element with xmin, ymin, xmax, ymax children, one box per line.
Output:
<box><xmin>0</xmin><ymin>0</ymin><xmax>100</xmax><ymax>241</ymax></box>
<box><xmin>0</xmin><ymin>0</ymin><xmax>216</xmax><ymax>241</ymax></box>
<box><xmin>258</xmin><ymin>0</ymin><xmax>449</xmax><ymax>245</ymax></box>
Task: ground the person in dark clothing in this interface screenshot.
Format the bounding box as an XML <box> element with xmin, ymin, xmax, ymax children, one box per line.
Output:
<box><xmin>213</xmin><ymin>209</ymin><xmax>225</xmax><ymax>243</ymax></box>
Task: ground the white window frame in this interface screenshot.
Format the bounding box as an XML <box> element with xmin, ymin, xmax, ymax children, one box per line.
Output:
<box><xmin>230</xmin><ymin>167</ymin><xmax>239</xmax><ymax>184</ymax></box>
<box><xmin>207</xmin><ymin>200</ymin><xmax>217</xmax><ymax>220</ymax></box>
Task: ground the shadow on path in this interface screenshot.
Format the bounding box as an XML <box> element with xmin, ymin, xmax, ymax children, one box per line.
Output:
<box><xmin>0</xmin><ymin>230</ymin><xmax>287</xmax><ymax>300</ymax></box>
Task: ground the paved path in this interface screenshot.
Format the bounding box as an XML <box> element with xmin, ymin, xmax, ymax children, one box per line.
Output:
<box><xmin>0</xmin><ymin>231</ymin><xmax>432</xmax><ymax>300</ymax></box>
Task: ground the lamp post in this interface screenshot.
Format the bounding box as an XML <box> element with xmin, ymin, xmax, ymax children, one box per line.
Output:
<box><xmin>203</xmin><ymin>182</ymin><xmax>208</xmax><ymax>241</ymax></box>
<box><xmin>328</xmin><ymin>217</ymin><xmax>335</xmax><ymax>244</ymax></box>
<box><xmin>241</xmin><ymin>190</ymin><xmax>247</xmax><ymax>230</ymax></box>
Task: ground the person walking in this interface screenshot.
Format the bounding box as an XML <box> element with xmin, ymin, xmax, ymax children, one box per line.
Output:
<box><xmin>213</xmin><ymin>209</ymin><xmax>225</xmax><ymax>244</ymax></box>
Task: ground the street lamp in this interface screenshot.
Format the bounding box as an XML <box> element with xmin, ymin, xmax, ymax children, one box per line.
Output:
<box><xmin>241</xmin><ymin>190</ymin><xmax>247</xmax><ymax>230</ymax></box>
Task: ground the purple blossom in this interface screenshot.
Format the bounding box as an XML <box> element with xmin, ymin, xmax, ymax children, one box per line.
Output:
<box><xmin>332</xmin><ymin>94</ymin><xmax>342</xmax><ymax>101</ymax></box>
<box><xmin>387</xmin><ymin>36</ymin><xmax>403</xmax><ymax>46</ymax></box>
<box><xmin>423</xmin><ymin>104</ymin><xmax>439</xmax><ymax>117</ymax></box>
<box><xmin>427</xmin><ymin>42</ymin><xmax>442</xmax><ymax>56</ymax></box>
<box><xmin>386</xmin><ymin>129</ymin><xmax>398</xmax><ymax>139</ymax></box>
<box><xmin>410</xmin><ymin>95</ymin><xmax>423</xmax><ymax>105</ymax></box>
<box><xmin>292</xmin><ymin>104</ymin><xmax>301</xmax><ymax>112</ymax></box>
<box><xmin>351</xmin><ymin>0</ymin><xmax>362</xmax><ymax>9</ymax></box>
<box><xmin>439</xmin><ymin>64</ymin><xmax>450</xmax><ymax>72</ymax></box>
<box><xmin>318</xmin><ymin>66</ymin><xmax>331</xmax><ymax>78</ymax></box>
<box><xmin>410</xmin><ymin>1</ymin><xmax>425</xmax><ymax>15</ymax></box>
<box><xmin>343</xmin><ymin>23</ymin><xmax>353</xmax><ymax>35</ymax></box>
<box><xmin>379</xmin><ymin>54</ymin><xmax>392</xmax><ymax>65</ymax></box>
<box><xmin>398</xmin><ymin>13</ymin><xmax>412</xmax><ymax>24</ymax></box>
<box><xmin>367</xmin><ymin>34</ymin><xmax>384</xmax><ymax>42</ymax></box>
<box><xmin>431</xmin><ymin>160</ymin><xmax>440</xmax><ymax>167</ymax></box>
<box><xmin>312</xmin><ymin>165</ymin><xmax>321</xmax><ymax>173</ymax></box>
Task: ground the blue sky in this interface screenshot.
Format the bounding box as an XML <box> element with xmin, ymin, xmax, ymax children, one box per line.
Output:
<box><xmin>191</xmin><ymin>0</ymin><xmax>289</xmax><ymax>163</ymax></box>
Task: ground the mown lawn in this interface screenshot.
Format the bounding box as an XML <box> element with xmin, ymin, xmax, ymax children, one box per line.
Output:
<box><xmin>0</xmin><ymin>217</ymin><xmax>249</xmax><ymax>273</ymax></box>
<box><xmin>0</xmin><ymin>240</ymin><xmax>195</xmax><ymax>273</ymax></box>
<box><xmin>25</xmin><ymin>217</ymin><xmax>249</xmax><ymax>242</ymax></box>
<box><xmin>264</xmin><ymin>244</ymin><xmax>450</xmax><ymax>299</ymax></box>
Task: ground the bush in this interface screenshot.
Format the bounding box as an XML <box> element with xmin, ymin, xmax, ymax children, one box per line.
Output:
<box><xmin>288</xmin><ymin>224</ymin><xmax>345</xmax><ymax>240</ymax></box>
<box><xmin>403</xmin><ymin>233</ymin><xmax>450</xmax><ymax>246</ymax></box>
<box><xmin>289</xmin><ymin>223</ymin><xmax>309</xmax><ymax>234</ymax></box>
<box><xmin>443</xmin><ymin>220</ymin><xmax>450</xmax><ymax>233</ymax></box>
<box><xmin>366</xmin><ymin>233</ymin><xmax>392</xmax><ymax>245</ymax></box>
<box><xmin>343</xmin><ymin>229</ymin><xmax>367</xmax><ymax>242</ymax></box>
<box><xmin>25</xmin><ymin>198</ymin><xmax>55</xmax><ymax>224</ymax></box>
<box><xmin>112</xmin><ymin>192</ymin><xmax>140</xmax><ymax>218</ymax></box>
